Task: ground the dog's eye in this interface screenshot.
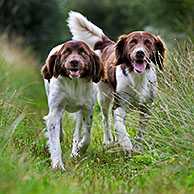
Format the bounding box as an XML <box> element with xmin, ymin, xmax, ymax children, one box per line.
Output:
<box><xmin>129</xmin><ymin>39</ymin><xmax>137</xmax><ymax>46</ymax></box>
<box><xmin>144</xmin><ymin>39</ymin><xmax>152</xmax><ymax>46</ymax></box>
<box><xmin>79</xmin><ymin>48</ymin><xmax>87</xmax><ymax>55</ymax></box>
<box><xmin>63</xmin><ymin>48</ymin><xmax>71</xmax><ymax>55</ymax></box>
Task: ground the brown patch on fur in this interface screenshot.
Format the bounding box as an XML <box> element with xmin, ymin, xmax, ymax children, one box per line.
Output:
<box><xmin>154</xmin><ymin>36</ymin><xmax>165</xmax><ymax>71</ymax></box>
<box><xmin>112</xmin><ymin>101</ymin><xmax>119</xmax><ymax>111</ymax></box>
<box><xmin>90</xmin><ymin>50</ymin><xmax>105</xmax><ymax>83</ymax></box>
<box><xmin>114</xmin><ymin>35</ymin><xmax>128</xmax><ymax>66</ymax></box>
<box><xmin>107</xmin><ymin>64</ymin><xmax>117</xmax><ymax>91</ymax></box>
<box><xmin>94</xmin><ymin>35</ymin><xmax>114</xmax><ymax>51</ymax></box>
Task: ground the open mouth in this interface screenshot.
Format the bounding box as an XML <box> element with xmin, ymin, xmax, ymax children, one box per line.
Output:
<box><xmin>132</xmin><ymin>59</ymin><xmax>147</xmax><ymax>73</ymax></box>
<box><xmin>68</xmin><ymin>69</ymin><xmax>83</xmax><ymax>78</ymax></box>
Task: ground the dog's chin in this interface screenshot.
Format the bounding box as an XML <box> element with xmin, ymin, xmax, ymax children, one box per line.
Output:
<box><xmin>67</xmin><ymin>69</ymin><xmax>84</xmax><ymax>78</ymax></box>
<box><xmin>132</xmin><ymin>60</ymin><xmax>148</xmax><ymax>73</ymax></box>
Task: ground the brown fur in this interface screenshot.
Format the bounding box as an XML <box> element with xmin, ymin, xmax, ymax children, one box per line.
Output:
<box><xmin>41</xmin><ymin>51</ymin><xmax>58</xmax><ymax>80</ymax></box>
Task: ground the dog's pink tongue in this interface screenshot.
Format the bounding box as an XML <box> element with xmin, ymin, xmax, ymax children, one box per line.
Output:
<box><xmin>133</xmin><ymin>61</ymin><xmax>147</xmax><ymax>73</ymax></box>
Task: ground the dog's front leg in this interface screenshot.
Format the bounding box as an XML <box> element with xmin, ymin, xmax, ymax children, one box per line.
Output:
<box><xmin>76</xmin><ymin>107</ymin><xmax>94</xmax><ymax>155</ymax></box>
<box><xmin>113</xmin><ymin>107</ymin><xmax>133</xmax><ymax>151</ymax></box>
<box><xmin>98</xmin><ymin>82</ymin><xmax>113</xmax><ymax>146</ymax></box>
<box><xmin>137</xmin><ymin>112</ymin><xmax>151</xmax><ymax>138</ymax></box>
<box><xmin>60</xmin><ymin>119</ymin><xmax>64</xmax><ymax>142</ymax></box>
<box><xmin>137</xmin><ymin>102</ymin><xmax>154</xmax><ymax>138</ymax></box>
<box><xmin>45</xmin><ymin>108</ymin><xmax>65</xmax><ymax>171</ymax></box>
<box><xmin>71</xmin><ymin>111</ymin><xmax>82</xmax><ymax>157</ymax></box>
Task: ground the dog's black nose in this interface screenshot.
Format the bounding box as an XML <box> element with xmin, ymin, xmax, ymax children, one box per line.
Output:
<box><xmin>70</xmin><ymin>59</ymin><xmax>79</xmax><ymax>66</ymax></box>
<box><xmin>136</xmin><ymin>50</ymin><xmax>145</xmax><ymax>58</ymax></box>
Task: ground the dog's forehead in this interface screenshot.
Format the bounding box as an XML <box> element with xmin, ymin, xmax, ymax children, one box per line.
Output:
<box><xmin>128</xmin><ymin>31</ymin><xmax>156</xmax><ymax>40</ymax></box>
<box><xmin>62</xmin><ymin>40</ymin><xmax>90</xmax><ymax>50</ymax></box>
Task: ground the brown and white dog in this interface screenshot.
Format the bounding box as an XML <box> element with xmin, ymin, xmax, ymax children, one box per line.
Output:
<box><xmin>68</xmin><ymin>11</ymin><xmax>165</xmax><ymax>151</ymax></box>
<box><xmin>41</xmin><ymin>40</ymin><xmax>104</xmax><ymax>170</ymax></box>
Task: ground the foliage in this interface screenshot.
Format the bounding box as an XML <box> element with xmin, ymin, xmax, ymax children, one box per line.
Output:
<box><xmin>64</xmin><ymin>0</ymin><xmax>194</xmax><ymax>44</ymax></box>
<box><xmin>0</xmin><ymin>36</ymin><xmax>194</xmax><ymax>193</ymax></box>
<box><xmin>0</xmin><ymin>0</ymin><xmax>67</xmax><ymax>60</ymax></box>
<box><xmin>0</xmin><ymin>0</ymin><xmax>194</xmax><ymax>61</ymax></box>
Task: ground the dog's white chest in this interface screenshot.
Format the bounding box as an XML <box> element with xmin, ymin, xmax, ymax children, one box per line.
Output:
<box><xmin>115</xmin><ymin>66</ymin><xmax>157</xmax><ymax>107</ymax></box>
<box><xmin>46</xmin><ymin>76</ymin><xmax>96</xmax><ymax>113</ymax></box>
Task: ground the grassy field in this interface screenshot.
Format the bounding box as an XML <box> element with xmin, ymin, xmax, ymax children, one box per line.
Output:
<box><xmin>0</xmin><ymin>36</ymin><xmax>193</xmax><ymax>194</ymax></box>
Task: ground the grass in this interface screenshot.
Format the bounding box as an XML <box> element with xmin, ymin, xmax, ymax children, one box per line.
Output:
<box><xmin>0</xmin><ymin>36</ymin><xmax>194</xmax><ymax>194</ymax></box>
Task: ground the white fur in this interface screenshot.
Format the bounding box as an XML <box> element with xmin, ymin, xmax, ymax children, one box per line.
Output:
<box><xmin>48</xmin><ymin>44</ymin><xmax>63</xmax><ymax>58</ymax></box>
<box><xmin>43</xmin><ymin>45</ymin><xmax>97</xmax><ymax>171</ymax></box>
<box><xmin>115</xmin><ymin>64</ymin><xmax>157</xmax><ymax>108</ymax></box>
<box><xmin>67</xmin><ymin>11</ymin><xmax>104</xmax><ymax>49</ymax></box>
<box><xmin>97</xmin><ymin>82</ymin><xmax>113</xmax><ymax>145</ymax></box>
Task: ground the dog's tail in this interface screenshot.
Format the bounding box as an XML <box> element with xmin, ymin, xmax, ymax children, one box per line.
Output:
<box><xmin>67</xmin><ymin>11</ymin><xmax>114</xmax><ymax>51</ymax></box>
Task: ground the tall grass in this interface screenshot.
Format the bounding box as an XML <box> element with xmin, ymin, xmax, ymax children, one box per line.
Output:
<box><xmin>0</xmin><ymin>36</ymin><xmax>49</xmax><ymax>194</ymax></box>
<box><xmin>0</xmin><ymin>36</ymin><xmax>193</xmax><ymax>194</ymax></box>
<box><xmin>131</xmin><ymin>41</ymin><xmax>194</xmax><ymax>192</ymax></box>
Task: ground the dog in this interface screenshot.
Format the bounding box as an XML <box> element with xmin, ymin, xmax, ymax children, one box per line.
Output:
<box><xmin>41</xmin><ymin>40</ymin><xmax>105</xmax><ymax>170</ymax></box>
<box><xmin>67</xmin><ymin>11</ymin><xmax>165</xmax><ymax>151</ymax></box>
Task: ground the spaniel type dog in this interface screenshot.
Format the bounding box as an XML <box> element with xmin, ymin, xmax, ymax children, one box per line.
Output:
<box><xmin>68</xmin><ymin>11</ymin><xmax>165</xmax><ymax>151</ymax></box>
<box><xmin>41</xmin><ymin>40</ymin><xmax>104</xmax><ymax>170</ymax></box>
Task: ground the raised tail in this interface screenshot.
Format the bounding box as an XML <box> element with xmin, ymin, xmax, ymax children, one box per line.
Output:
<box><xmin>67</xmin><ymin>11</ymin><xmax>112</xmax><ymax>50</ymax></box>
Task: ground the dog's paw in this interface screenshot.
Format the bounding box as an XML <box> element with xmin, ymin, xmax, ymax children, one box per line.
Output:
<box><xmin>70</xmin><ymin>150</ymin><xmax>81</xmax><ymax>158</ymax></box>
<box><xmin>71</xmin><ymin>143</ymin><xmax>82</xmax><ymax>157</ymax></box>
<box><xmin>52</xmin><ymin>160</ymin><xmax>66</xmax><ymax>172</ymax></box>
<box><xmin>78</xmin><ymin>140</ymin><xmax>90</xmax><ymax>154</ymax></box>
<box><xmin>71</xmin><ymin>140</ymin><xmax>90</xmax><ymax>157</ymax></box>
<box><xmin>118</xmin><ymin>136</ymin><xmax>133</xmax><ymax>153</ymax></box>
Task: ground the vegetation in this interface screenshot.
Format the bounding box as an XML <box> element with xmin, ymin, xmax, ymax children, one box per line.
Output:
<box><xmin>0</xmin><ymin>0</ymin><xmax>194</xmax><ymax>60</ymax></box>
<box><xmin>0</xmin><ymin>35</ymin><xmax>193</xmax><ymax>193</ymax></box>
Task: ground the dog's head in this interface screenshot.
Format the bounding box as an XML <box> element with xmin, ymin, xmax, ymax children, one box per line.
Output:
<box><xmin>114</xmin><ymin>31</ymin><xmax>165</xmax><ymax>73</ymax></box>
<box><xmin>41</xmin><ymin>41</ymin><xmax>105</xmax><ymax>83</ymax></box>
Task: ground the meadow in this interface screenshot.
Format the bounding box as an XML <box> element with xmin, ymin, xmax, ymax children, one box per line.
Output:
<box><xmin>0</xmin><ymin>36</ymin><xmax>193</xmax><ymax>194</ymax></box>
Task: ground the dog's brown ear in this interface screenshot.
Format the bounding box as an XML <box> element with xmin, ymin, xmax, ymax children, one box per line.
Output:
<box><xmin>41</xmin><ymin>53</ymin><xmax>61</xmax><ymax>80</ymax></box>
<box><xmin>53</xmin><ymin>55</ymin><xmax>61</xmax><ymax>78</ymax></box>
<box><xmin>91</xmin><ymin>51</ymin><xmax>105</xmax><ymax>83</ymax></box>
<box><xmin>154</xmin><ymin>36</ymin><xmax>165</xmax><ymax>71</ymax></box>
<box><xmin>114</xmin><ymin>35</ymin><xmax>127</xmax><ymax>66</ymax></box>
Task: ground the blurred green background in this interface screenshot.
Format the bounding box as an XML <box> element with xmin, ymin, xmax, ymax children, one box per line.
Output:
<box><xmin>0</xmin><ymin>0</ymin><xmax>193</xmax><ymax>61</ymax></box>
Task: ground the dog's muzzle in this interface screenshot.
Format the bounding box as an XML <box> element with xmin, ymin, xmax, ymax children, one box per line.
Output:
<box><xmin>131</xmin><ymin>49</ymin><xmax>148</xmax><ymax>73</ymax></box>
